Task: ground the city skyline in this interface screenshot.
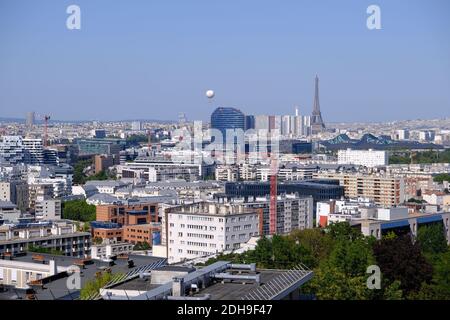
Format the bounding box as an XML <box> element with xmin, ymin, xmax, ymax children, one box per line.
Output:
<box><xmin>1</xmin><ymin>0</ymin><xmax>450</xmax><ymax>122</ymax></box>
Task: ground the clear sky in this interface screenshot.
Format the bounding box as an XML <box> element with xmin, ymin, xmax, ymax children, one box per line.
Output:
<box><xmin>1</xmin><ymin>0</ymin><xmax>449</xmax><ymax>122</ymax></box>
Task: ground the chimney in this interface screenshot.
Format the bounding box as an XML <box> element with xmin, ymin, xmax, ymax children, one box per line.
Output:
<box><xmin>172</xmin><ymin>277</ymin><xmax>184</xmax><ymax>297</ymax></box>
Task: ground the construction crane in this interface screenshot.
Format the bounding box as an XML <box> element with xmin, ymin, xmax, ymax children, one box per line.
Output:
<box><xmin>35</xmin><ymin>113</ymin><xmax>51</xmax><ymax>147</ymax></box>
<box><xmin>269</xmin><ymin>155</ymin><xmax>278</xmax><ymax>235</ymax></box>
<box><xmin>43</xmin><ymin>115</ymin><xmax>51</xmax><ymax>147</ymax></box>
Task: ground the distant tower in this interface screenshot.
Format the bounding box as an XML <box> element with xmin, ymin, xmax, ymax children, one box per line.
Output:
<box><xmin>26</xmin><ymin>112</ymin><xmax>35</xmax><ymax>128</ymax></box>
<box><xmin>178</xmin><ymin>112</ymin><xmax>187</xmax><ymax>124</ymax></box>
<box><xmin>311</xmin><ymin>75</ymin><xmax>325</xmax><ymax>135</ymax></box>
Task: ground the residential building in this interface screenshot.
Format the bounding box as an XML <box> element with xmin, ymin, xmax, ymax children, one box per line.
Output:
<box><xmin>315</xmin><ymin>171</ymin><xmax>405</xmax><ymax>206</ymax></box>
<box><xmin>0</xmin><ymin>220</ymin><xmax>91</xmax><ymax>257</ymax></box>
<box><xmin>337</xmin><ymin>149</ymin><xmax>388</xmax><ymax>168</ymax></box>
<box><xmin>161</xmin><ymin>202</ymin><xmax>261</xmax><ymax>264</ymax></box>
<box><xmin>35</xmin><ymin>199</ymin><xmax>62</xmax><ymax>221</ymax></box>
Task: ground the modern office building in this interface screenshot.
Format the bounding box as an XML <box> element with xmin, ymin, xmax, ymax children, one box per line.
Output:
<box><xmin>117</xmin><ymin>157</ymin><xmax>213</xmax><ymax>182</ymax></box>
<box><xmin>74</xmin><ymin>138</ymin><xmax>125</xmax><ymax>157</ymax></box>
<box><xmin>337</xmin><ymin>149</ymin><xmax>388</xmax><ymax>167</ymax></box>
<box><xmin>224</xmin><ymin>180</ymin><xmax>344</xmax><ymax>203</ymax></box>
<box><xmin>211</xmin><ymin>107</ymin><xmax>245</xmax><ymax>142</ymax></box>
<box><xmin>26</xmin><ymin>112</ymin><xmax>35</xmax><ymax>127</ymax></box>
<box><xmin>245</xmin><ymin>115</ymin><xmax>255</xmax><ymax>130</ymax></box>
<box><xmin>96</xmin><ymin>201</ymin><xmax>159</xmax><ymax>226</ymax></box>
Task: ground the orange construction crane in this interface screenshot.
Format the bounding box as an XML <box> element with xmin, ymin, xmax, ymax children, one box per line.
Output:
<box><xmin>269</xmin><ymin>154</ymin><xmax>278</xmax><ymax>235</ymax></box>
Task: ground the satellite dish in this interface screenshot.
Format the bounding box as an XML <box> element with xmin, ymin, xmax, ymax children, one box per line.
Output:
<box><xmin>206</xmin><ymin>90</ymin><xmax>215</xmax><ymax>99</ymax></box>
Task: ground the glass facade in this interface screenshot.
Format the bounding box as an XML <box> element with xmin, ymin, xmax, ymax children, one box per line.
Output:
<box><xmin>211</xmin><ymin>107</ymin><xmax>245</xmax><ymax>142</ymax></box>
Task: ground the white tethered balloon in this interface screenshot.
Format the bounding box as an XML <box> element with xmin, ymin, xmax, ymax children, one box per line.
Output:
<box><xmin>206</xmin><ymin>90</ymin><xmax>215</xmax><ymax>99</ymax></box>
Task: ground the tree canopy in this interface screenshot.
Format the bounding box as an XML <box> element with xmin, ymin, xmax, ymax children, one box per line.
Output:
<box><xmin>62</xmin><ymin>199</ymin><xmax>96</xmax><ymax>222</ymax></box>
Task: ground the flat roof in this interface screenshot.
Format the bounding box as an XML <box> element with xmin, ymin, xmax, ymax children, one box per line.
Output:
<box><xmin>0</xmin><ymin>253</ymin><xmax>166</xmax><ymax>300</ymax></box>
<box><xmin>192</xmin><ymin>269</ymin><xmax>306</xmax><ymax>300</ymax></box>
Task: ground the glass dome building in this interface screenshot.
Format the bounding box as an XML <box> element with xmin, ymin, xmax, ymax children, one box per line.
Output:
<box><xmin>210</xmin><ymin>107</ymin><xmax>245</xmax><ymax>142</ymax></box>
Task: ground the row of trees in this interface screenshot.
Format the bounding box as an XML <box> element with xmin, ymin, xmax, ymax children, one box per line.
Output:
<box><xmin>389</xmin><ymin>149</ymin><xmax>450</xmax><ymax>165</ymax></box>
<box><xmin>204</xmin><ymin>222</ymin><xmax>450</xmax><ymax>299</ymax></box>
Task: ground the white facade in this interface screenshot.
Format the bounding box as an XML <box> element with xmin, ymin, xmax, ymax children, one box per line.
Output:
<box><xmin>338</xmin><ymin>149</ymin><xmax>388</xmax><ymax>168</ymax></box>
<box><xmin>35</xmin><ymin>199</ymin><xmax>62</xmax><ymax>221</ymax></box>
<box><xmin>91</xmin><ymin>241</ymin><xmax>134</xmax><ymax>260</ymax></box>
<box><xmin>163</xmin><ymin>203</ymin><xmax>260</xmax><ymax>264</ymax></box>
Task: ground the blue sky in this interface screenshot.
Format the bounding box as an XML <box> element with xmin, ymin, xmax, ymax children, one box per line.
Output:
<box><xmin>0</xmin><ymin>0</ymin><xmax>449</xmax><ymax>122</ymax></box>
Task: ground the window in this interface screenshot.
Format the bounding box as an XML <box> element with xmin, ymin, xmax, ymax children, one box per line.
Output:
<box><xmin>11</xmin><ymin>270</ymin><xmax>17</xmax><ymax>282</ymax></box>
<box><xmin>0</xmin><ymin>268</ymin><xmax>3</xmax><ymax>280</ymax></box>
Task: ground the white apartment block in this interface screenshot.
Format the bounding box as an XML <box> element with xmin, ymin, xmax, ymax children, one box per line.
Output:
<box><xmin>35</xmin><ymin>199</ymin><xmax>62</xmax><ymax>221</ymax></box>
<box><xmin>162</xmin><ymin>202</ymin><xmax>260</xmax><ymax>264</ymax></box>
<box><xmin>337</xmin><ymin>149</ymin><xmax>388</xmax><ymax>168</ymax></box>
<box><xmin>215</xmin><ymin>165</ymin><xmax>239</xmax><ymax>182</ymax></box>
<box><xmin>0</xmin><ymin>258</ymin><xmax>64</xmax><ymax>289</ymax></box>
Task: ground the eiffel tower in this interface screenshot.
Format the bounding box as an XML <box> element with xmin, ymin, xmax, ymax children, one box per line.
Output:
<box><xmin>311</xmin><ymin>75</ymin><xmax>325</xmax><ymax>135</ymax></box>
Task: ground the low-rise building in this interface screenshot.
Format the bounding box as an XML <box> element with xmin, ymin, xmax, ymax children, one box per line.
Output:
<box><xmin>91</xmin><ymin>240</ymin><xmax>134</xmax><ymax>260</ymax></box>
<box><xmin>0</xmin><ymin>220</ymin><xmax>91</xmax><ymax>257</ymax></box>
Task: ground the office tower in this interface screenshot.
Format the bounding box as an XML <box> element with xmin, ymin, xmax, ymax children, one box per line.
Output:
<box><xmin>210</xmin><ymin>107</ymin><xmax>245</xmax><ymax>141</ymax></box>
<box><xmin>26</xmin><ymin>112</ymin><xmax>35</xmax><ymax>127</ymax></box>
<box><xmin>131</xmin><ymin>121</ymin><xmax>142</xmax><ymax>131</ymax></box>
<box><xmin>91</xmin><ymin>129</ymin><xmax>106</xmax><ymax>139</ymax></box>
<box><xmin>310</xmin><ymin>75</ymin><xmax>325</xmax><ymax>135</ymax></box>
<box><xmin>254</xmin><ymin>115</ymin><xmax>270</xmax><ymax>131</ymax></box>
<box><xmin>245</xmin><ymin>115</ymin><xmax>255</xmax><ymax>130</ymax></box>
<box><xmin>178</xmin><ymin>112</ymin><xmax>187</xmax><ymax>124</ymax></box>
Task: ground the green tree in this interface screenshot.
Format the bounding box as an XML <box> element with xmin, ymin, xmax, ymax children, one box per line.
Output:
<box><xmin>289</xmin><ymin>228</ymin><xmax>335</xmax><ymax>267</ymax></box>
<box><xmin>373</xmin><ymin>235</ymin><xmax>433</xmax><ymax>295</ymax></box>
<box><xmin>133</xmin><ymin>242</ymin><xmax>151</xmax><ymax>250</ymax></box>
<box><xmin>429</xmin><ymin>250</ymin><xmax>450</xmax><ymax>299</ymax></box>
<box><xmin>326</xmin><ymin>222</ymin><xmax>363</xmax><ymax>242</ymax></box>
<box><xmin>383</xmin><ymin>280</ymin><xmax>403</xmax><ymax>300</ymax></box>
<box><xmin>327</xmin><ymin>238</ymin><xmax>375</xmax><ymax>277</ymax></box>
<box><xmin>417</xmin><ymin>223</ymin><xmax>448</xmax><ymax>255</ymax></box>
<box><xmin>62</xmin><ymin>199</ymin><xmax>96</xmax><ymax>222</ymax></box>
<box><xmin>80</xmin><ymin>272</ymin><xmax>123</xmax><ymax>300</ymax></box>
<box><xmin>73</xmin><ymin>159</ymin><xmax>92</xmax><ymax>185</ymax></box>
<box><xmin>305</xmin><ymin>266</ymin><xmax>371</xmax><ymax>300</ymax></box>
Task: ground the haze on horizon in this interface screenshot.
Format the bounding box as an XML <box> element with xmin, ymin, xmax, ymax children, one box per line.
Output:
<box><xmin>1</xmin><ymin>0</ymin><xmax>449</xmax><ymax>123</ymax></box>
